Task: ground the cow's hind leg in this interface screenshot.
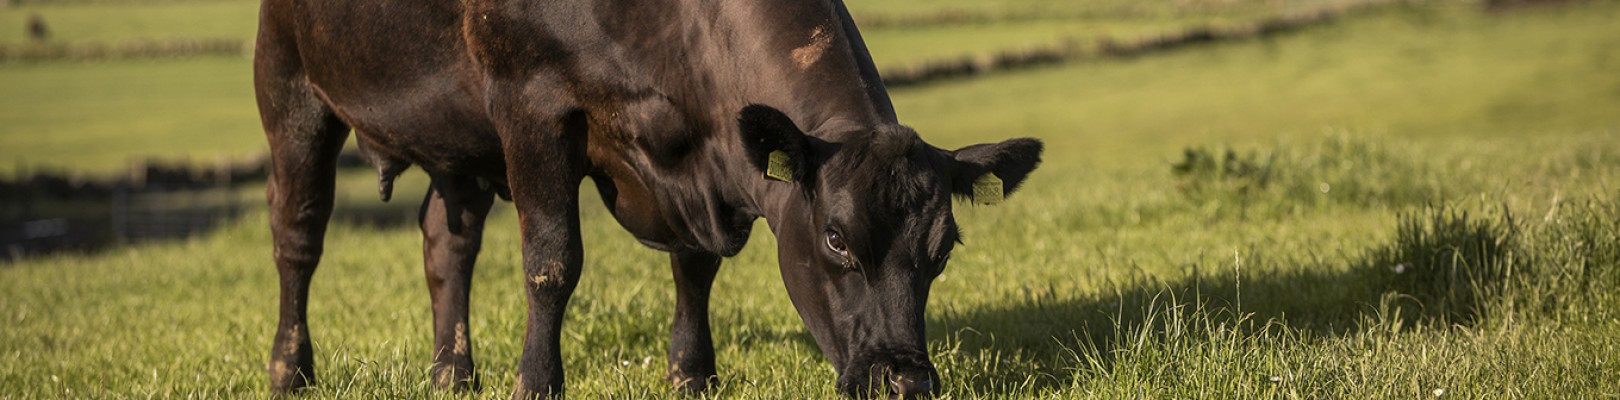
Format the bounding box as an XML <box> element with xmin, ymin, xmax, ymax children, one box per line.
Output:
<box><xmin>256</xmin><ymin>1</ymin><xmax>350</xmax><ymax>388</ymax></box>
<box><xmin>420</xmin><ymin>175</ymin><xmax>495</xmax><ymax>391</ymax></box>
<box><xmin>258</xmin><ymin>67</ymin><xmax>349</xmax><ymax>394</ymax></box>
<box><xmin>667</xmin><ymin>250</ymin><xmax>722</xmax><ymax>393</ymax></box>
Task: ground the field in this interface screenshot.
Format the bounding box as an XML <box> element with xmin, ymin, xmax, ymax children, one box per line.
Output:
<box><xmin>3</xmin><ymin>0</ymin><xmax>1620</xmax><ymax>398</ymax></box>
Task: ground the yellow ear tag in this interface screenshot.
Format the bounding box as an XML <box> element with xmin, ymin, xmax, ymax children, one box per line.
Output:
<box><xmin>972</xmin><ymin>173</ymin><xmax>1004</xmax><ymax>205</ymax></box>
<box><xmin>765</xmin><ymin>150</ymin><xmax>795</xmax><ymax>182</ymax></box>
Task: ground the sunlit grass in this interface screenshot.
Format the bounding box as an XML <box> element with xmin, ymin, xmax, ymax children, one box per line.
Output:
<box><xmin>3</xmin><ymin>1</ymin><xmax>1620</xmax><ymax>398</ymax></box>
<box><xmin>0</xmin><ymin>1</ymin><xmax>258</xmax><ymax>45</ymax></box>
<box><xmin>0</xmin><ymin>57</ymin><xmax>259</xmax><ymax>176</ymax></box>
<box><xmin>3</xmin><ymin>133</ymin><xmax>1615</xmax><ymax>397</ymax></box>
<box><xmin>893</xmin><ymin>3</ymin><xmax>1620</xmax><ymax>157</ymax></box>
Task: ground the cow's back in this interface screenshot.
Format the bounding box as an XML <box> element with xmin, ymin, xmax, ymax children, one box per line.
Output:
<box><xmin>259</xmin><ymin>0</ymin><xmax>895</xmax><ymax>190</ymax></box>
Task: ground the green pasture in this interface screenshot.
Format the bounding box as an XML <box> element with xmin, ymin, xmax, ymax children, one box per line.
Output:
<box><xmin>0</xmin><ymin>0</ymin><xmax>257</xmax><ymax>45</ymax></box>
<box><xmin>4</xmin><ymin>0</ymin><xmax>1620</xmax><ymax>398</ymax></box>
<box><xmin>0</xmin><ymin>57</ymin><xmax>258</xmax><ymax>175</ymax></box>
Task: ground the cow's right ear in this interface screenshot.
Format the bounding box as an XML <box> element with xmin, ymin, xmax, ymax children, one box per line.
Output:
<box><xmin>738</xmin><ymin>104</ymin><xmax>813</xmax><ymax>184</ymax></box>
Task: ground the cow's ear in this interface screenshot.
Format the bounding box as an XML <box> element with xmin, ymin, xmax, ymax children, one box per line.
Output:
<box><xmin>738</xmin><ymin>104</ymin><xmax>813</xmax><ymax>183</ymax></box>
<box><xmin>949</xmin><ymin>138</ymin><xmax>1043</xmax><ymax>205</ymax></box>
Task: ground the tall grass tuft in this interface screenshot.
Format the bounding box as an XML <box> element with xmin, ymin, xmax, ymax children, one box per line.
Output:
<box><xmin>1356</xmin><ymin>196</ymin><xmax>1620</xmax><ymax>327</ymax></box>
<box><xmin>1360</xmin><ymin>205</ymin><xmax>1517</xmax><ymax>324</ymax></box>
<box><xmin>1498</xmin><ymin>196</ymin><xmax>1620</xmax><ymax>323</ymax></box>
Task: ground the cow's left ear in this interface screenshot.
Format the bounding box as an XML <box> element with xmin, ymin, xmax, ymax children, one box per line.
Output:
<box><xmin>949</xmin><ymin>138</ymin><xmax>1044</xmax><ymax>204</ymax></box>
<box><xmin>738</xmin><ymin>104</ymin><xmax>814</xmax><ymax>184</ymax></box>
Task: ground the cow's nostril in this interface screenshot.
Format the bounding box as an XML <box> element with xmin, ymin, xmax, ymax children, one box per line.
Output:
<box><xmin>888</xmin><ymin>374</ymin><xmax>933</xmax><ymax>398</ymax></box>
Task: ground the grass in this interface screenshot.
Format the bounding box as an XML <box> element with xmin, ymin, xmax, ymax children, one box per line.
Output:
<box><xmin>0</xmin><ymin>1</ymin><xmax>258</xmax><ymax>46</ymax></box>
<box><xmin>0</xmin><ymin>57</ymin><xmax>259</xmax><ymax>176</ymax></box>
<box><xmin>892</xmin><ymin>3</ymin><xmax>1620</xmax><ymax>156</ymax></box>
<box><xmin>3</xmin><ymin>0</ymin><xmax>1620</xmax><ymax>398</ymax></box>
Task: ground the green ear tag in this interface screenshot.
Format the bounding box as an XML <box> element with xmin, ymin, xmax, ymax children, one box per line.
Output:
<box><xmin>765</xmin><ymin>150</ymin><xmax>795</xmax><ymax>182</ymax></box>
<box><xmin>972</xmin><ymin>173</ymin><xmax>1004</xmax><ymax>205</ymax></box>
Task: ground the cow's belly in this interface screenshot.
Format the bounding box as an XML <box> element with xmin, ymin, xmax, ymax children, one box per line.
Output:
<box><xmin>308</xmin><ymin>68</ymin><xmax>509</xmax><ymax>183</ymax></box>
<box><xmin>343</xmin><ymin>104</ymin><xmax>505</xmax><ymax>179</ymax></box>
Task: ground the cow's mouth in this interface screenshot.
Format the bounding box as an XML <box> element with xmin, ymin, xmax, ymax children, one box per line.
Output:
<box><xmin>836</xmin><ymin>349</ymin><xmax>938</xmax><ymax>398</ymax></box>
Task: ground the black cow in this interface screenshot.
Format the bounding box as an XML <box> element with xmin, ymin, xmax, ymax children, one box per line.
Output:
<box><xmin>255</xmin><ymin>0</ymin><xmax>1042</xmax><ymax>398</ymax></box>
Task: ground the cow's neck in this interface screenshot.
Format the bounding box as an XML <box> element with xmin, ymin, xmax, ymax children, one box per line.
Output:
<box><xmin>613</xmin><ymin>0</ymin><xmax>897</xmax><ymax>255</ymax></box>
<box><xmin>726</xmin><ymin>0</ymin><xmax>898</xmax><ymax>248</ymax></box>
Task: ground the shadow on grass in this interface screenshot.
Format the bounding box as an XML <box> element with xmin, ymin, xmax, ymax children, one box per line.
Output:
<box><xmin>1</xmin><ymin>184</ymin><xmax>421</xmax><ymax>263</ymax></box>
<box><xmin>928</xmin><ymin>205</ymin><xmax>1516</xmax><ymax>395</ymax></box>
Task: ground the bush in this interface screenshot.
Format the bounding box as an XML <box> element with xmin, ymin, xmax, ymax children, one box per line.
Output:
<box><xmin>1171</xmin><ymin>135</ymin><xmax>1465</xmax><ymax>211</ymax></box>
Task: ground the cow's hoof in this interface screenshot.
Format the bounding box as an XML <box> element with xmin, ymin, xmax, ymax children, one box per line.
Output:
<box><xmin>668</xmin><ymin>372</ymin><xmax>717</xmax><ymax>394</ymax></box>
<box><xmin>509</xmin><ymin>374</ymin><xmax>560</xmax><ymax>400</ymax></box>
<box><xmin>268</xmin><ymin>359</ymin><xmax>314</xmax><ymax>395</ymax></box>
<box><xmin>432</xmin><ymin>364</ymin><xmax>480</xmax><ymax>392</ymax></box>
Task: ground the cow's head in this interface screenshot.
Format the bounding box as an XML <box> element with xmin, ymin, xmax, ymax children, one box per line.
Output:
<box><xmin>738</xmin><ymin>105</ymin><xmax>1042</xmax><ymax>398</ymax></box>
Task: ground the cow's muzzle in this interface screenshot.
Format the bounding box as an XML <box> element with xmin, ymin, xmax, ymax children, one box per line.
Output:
<box><xmin>837</xmin><ymin>349</ymin><xmax>938</xmax><ymax>398</ymax></box>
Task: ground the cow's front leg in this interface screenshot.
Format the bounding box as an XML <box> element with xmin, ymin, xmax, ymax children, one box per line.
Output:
<box><xmin>501</xmin><ymin>116</ymin><xmax>588</xmax><ymax>400</ymax></box>
<box><xmin>667</xmin><ymin>250</ymin><xmax>722</xmax><ymax>392</ymax></box>
<box><xmin>420</xmin><ymin>175</ymin><xmax>496</xmax><ymax>391</ymax></box>
<box><xmin>510</xmin><ymin>178</ymin><xmax>583</xmax><ymax>399</ymax></box>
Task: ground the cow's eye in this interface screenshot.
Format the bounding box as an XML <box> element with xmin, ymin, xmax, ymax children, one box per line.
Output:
<box><xmin>825</xmin><ymin>230</ymin><xmax>848</xmax><ymax>256</ymax></box>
